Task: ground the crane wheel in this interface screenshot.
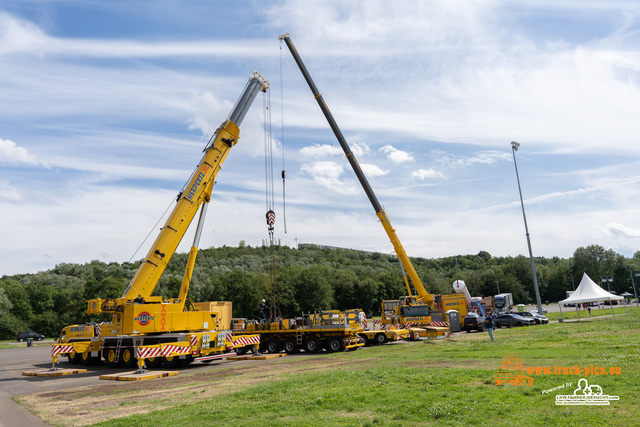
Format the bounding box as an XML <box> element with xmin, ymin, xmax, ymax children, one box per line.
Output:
<box><xmin>359</xmin><ymin>334</ymin><xmax>370</xmax><ymax>347</ymax></box>
<box><xmin>266</xmin><ymin>337</ymin><xmax>281</xmax><ymax>354</ymax></box>
<box><xmin>282</xmin><ymin>338</ymin><xmax>299</xmax><ymax>354</ymax></box>
<box><xmin>235</xmin><ymin>346</ymin><xmax>248</xmax><ymax>356</ymax></box>
<box><xmin>120</xmin><ymin>347</ymin><xmax>137</xmax><ymax>368</ymax></box>
<box><xmin>324</xmin><ymin>336</ymin><xmax>343</xmax><ymax>352</ymax></box>
<box><xmin>163</xmin><ymin>355</ymin><xmax>180</xmax><ymax>368</ymax></box>
<box><xmin>374</xmin><ymin>333</ymin><xmax>388</xmax><ymax>345</ymax></box>
<box><xmin>67</xmin><ymin>351</ymin><xmax>82</xmax><ymax>365</ymax></box>
<box><xmin>303</xmin><ymin>336</ymin><xmax>321</xmax><ymax>353</ymax></box>
<box><xmin>104</xmin><ymin>348</ymin><xmax>118</xmax><ymax>368</ymax></box>
<box><xmin>146</xmin><ymin>357</ymin><xmax>163</xmax><ymax>369</ymax></box>
<box><xmin>80</xmin><ymin>351</ymin><xmax>93</xmax><ymax>365</ymax></box>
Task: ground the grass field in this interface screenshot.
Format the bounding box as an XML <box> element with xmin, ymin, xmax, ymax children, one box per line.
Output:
<box><xmin>17</xmin><ymin>311</ymin><xmax>639</xmax><ymax>427</ymax></box>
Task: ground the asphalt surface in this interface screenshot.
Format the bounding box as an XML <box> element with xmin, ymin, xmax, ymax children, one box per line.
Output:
<box><xmin>1</xmin><ymin>344</ymin><xmax>55</xmax><ymax>427</ymax></box>
<box><xmin>0</xmin><ymin>342</ymin><xmax>266</xmax><ymax>427</ymax></box>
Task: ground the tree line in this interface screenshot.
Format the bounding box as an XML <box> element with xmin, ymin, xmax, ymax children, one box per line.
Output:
<box><xmin>1</xmin><ymin>243</ymin><xmax>638</xmax><ymax>340</ymax></box>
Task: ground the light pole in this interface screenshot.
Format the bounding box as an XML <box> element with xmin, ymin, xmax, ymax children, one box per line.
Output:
<box><xmin>601</xmin><ymin>275</ymin><xmax>613</xmax><ymax>293</ymax></box>
<box><xmin>630</xmin><ymin>269</ymin><xmax>639</xmax><ymax>308</ymax></box>
<box><xmin>511</xmin><ymin>141</ymin><xmax>544</xmax><ymax>315</ymax></box>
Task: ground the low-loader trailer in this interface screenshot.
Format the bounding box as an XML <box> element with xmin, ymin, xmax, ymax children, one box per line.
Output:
<box><xmin>232</xmin><ymin>309</ymin><xmax>365</xmax><ymax>354</ymax></box>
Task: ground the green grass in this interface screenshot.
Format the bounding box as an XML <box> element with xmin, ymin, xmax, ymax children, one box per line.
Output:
<box><xmin>545</xmin><ymin>305</ymin><xmax>640</xmax><ymax>322</ymax></box>
<box><xmin>92</xmin><ymin>313</ymin><xmax>640</xmax><ymax>427</ymax></box>
<box><xmin>0</xmin><ymin>340</ymin><xmax>51</xmax><ymax>350</ymax></box>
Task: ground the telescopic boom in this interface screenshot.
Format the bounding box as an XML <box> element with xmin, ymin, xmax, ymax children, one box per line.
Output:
<box><xmin>279</xmin><ymin>34</ymin><xmax>432</xmax><ymax>304</ymax></box>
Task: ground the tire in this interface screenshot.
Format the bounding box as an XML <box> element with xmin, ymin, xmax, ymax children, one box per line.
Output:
<box><xmin>146</xmin><ymin>357</ymin><xmax>163</xmax><ymax>369</ymax></box>
<box><xmin>266</xmin><ymin>337</ymin><xmax>280</xmax><ymax>354</ymax></box>
<box><xmin>163</xmin><ymin>355</ymin><xmax>180</xmax><ymax>368</ymax></box>
<box><xmin>303</xmin><ymin>336</ymin><xmax>321</xmax><ymax>353</ymax></box>
<box><xmin>80</xmin><ymin>351</ymin><xmax>93</xmax><ymax>365</ymax></box>
<box><xmin>359</xmin><ymin>334</ymin><xmax>371</xmax><ymax>347</ymax></box>
<box><xmin>68</xmin><ymin>351</ymin><xmax>82</xmax><ymax>364</ymax></box>
<box><xmin>374</xmin><ymin>333</ymin><xmax>387</xmax><ymax>345</ymax></box>
<box><xmin>494</xmin><ymin>323</ymin><xmax>501</xmax><ymax>329</ymax></box>
<box><xmin>282</xmin><ymin>338</ymin><xmax>299</xmax><ymax>354</ymax></box>
<box><xmin>18</xmin><ymin>338</ymin><xmax>24</xmax><ymax>343</ymax></box>
<box><xmin>179</xmin><ymin>355</ymin><xmax>193</xmax><ymax>367</ymax></box>
<box><xmin>104</xmin><ymin>348</ymin><xmax>118</xmax><ymax>368</ymax></box>
<box><xmin>325</xmin><ymin>336</ymin><xmax>343</xmax><ymax>353</ymax></box>
<box><xmin>235</xmin><ymin>346</ymin><xmax>248</xmax><ymax>356</ymax></box>
<box><xmin>517</xmin><ymin>322</ymin><xmax>523</xmax><ymax>327</ymax></box>
<box><xmin>120</xmin><ymin>347</ymin><xmax>137</xmax><ymax>368</ymax></box>
<box><xmin>37</xmin><ymin>338</ymin><xmax>42</xmax><ymax>341</ymax></box>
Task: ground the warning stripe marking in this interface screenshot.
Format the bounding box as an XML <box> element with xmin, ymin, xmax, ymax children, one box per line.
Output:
<box><xmin>233</xmin><ymin>335</ymin><xmax>260</xmax><ymax>347</ymax></box>
<box><xmin>136</xmin><ymin>347</ymin><xmax>163</xmax><ymax>359</ymax></box>
<box><xmin>161</xmin><ymin>345</ymin><xmax>191</xmax><ymax>357</ymax></box>
<box><xmin>51</xmin><ymin>345</ymin><xmax>75</xmax><ymax>356</ymax></box>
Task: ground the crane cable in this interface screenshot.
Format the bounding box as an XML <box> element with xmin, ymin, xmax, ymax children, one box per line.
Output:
<box><xmin>263</xmin><ymin>86</ymin><xmax>281</xmax><ymax>322</ymax></box>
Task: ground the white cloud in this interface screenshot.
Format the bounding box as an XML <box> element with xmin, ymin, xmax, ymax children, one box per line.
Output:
<box><xmin>360</xmin><ymin>163</ymin><xmax>388</xmax><ymax>177</ymax></box>
<box><xmin>0</xmin><ymin>12</ymin><xmax>48</xmax><ymax>56</ymax></box>
<box><xmin>0</xmin><ymin>138</ymin><xmax>46</xmax><ymax>167</ymax></box>
<box><xmin>300</xmin><ymin>161</ymin><xmax>359</xmax><ymax>195</ymax></box>
<box><xmin>603</xmin><ymin>222</ymin><xmax>640</xmax><ymax>239</ymax></box>
<box><xmin>411</xmin><ymin>169</ymin><xmax>446</xmax><ymax>181</ymax></box>
<box><xmin>187</xmin><ymin>91</ymin><xmax>233</xmax><ymax>136</ymax></box>
<box><xmin>380</xmin><ymin>145</ymin><xmax>414</xmax><ymax>164</ymax></box>
<box><xmin>0</xmin><ymin>12</ymin><xmax>272</xmax><ymax>59</ymax></box>
<box><xmin>0</xmin><ymin>180</ymin><xmax>24</xmax><ymax>203</ymax></box>
<box><xmin>299</xmin><ymin>141</ymin><xmax>368</xmax><ymax>159</ymax></box>
<box><xmin>299</xmin><ymin>144</ymin><xmax>343</xmax><ymax>158</ymax></box>
<box><xmin>432</xmin><ymin>150</ymin><xmax>512</xmax><ymax>168</ymax></box>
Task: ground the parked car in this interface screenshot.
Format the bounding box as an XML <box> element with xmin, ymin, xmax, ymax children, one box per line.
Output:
<box><xmin>462</xmin><ymin>312</ymin><xmax>486</xmax><ymax>332</ymax></box>
<box><xmin>514</xmin><ymin>311</ymin><xmax>549</xmax><ymax>325</ymax></box>
<box><xmin>493</xmin><ymin>313</ymin><xmax>535</xmax><ymax>328</ymax></box>
<box><xmin>17</xmin><ymin>331</ymin><xmax>45</xmax><ymax>342</ymax></box>
<box><xmin>530</xmin><ymin>307</ymin><xmax>548</xmax><ymax>314</ymax></box>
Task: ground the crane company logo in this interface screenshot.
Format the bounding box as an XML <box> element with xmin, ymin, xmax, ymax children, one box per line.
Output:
<box><xmin>555</xmin><ymin>378</ymin><xmax>619</xmax><ymax>405</ymax></box>
<box><xmin>186</xmin><ymin>165</ymin><xmax>210</xmax><ymax>201</ymax></box>
<box><xmin>135</xmin><ymin>312</ymin><xmax>154</xmax><ymax>326</ymax></box>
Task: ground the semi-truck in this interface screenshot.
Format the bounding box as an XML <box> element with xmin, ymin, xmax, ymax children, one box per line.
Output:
<box><xmin>495</xmin><ymin>293</ymin><xmax>514</xmax><ymax>313</ymax></box>
<box><xmin>51</xmin><ymin>72</ymin><xmax>269</xmax><ymax>371</ymax></box>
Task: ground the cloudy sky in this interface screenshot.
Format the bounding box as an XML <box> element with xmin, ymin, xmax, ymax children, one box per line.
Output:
<box><xmin>2</xmin><ymin>0</ymin><xmax>640</xmax><ymax>275</ymax></box>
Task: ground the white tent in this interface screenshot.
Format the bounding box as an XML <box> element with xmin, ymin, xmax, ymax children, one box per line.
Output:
<box><xmin>558</xmin><ymin>273</ymin><xmax>625</xmax><ymax>321</ymax></box>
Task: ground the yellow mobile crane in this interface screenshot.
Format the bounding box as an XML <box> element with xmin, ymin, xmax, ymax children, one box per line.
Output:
<box><xmin>52</xmin><ymin>72</ymin><xmax>269</xmax><ymax>370</ymax></box>
<box><xmin>279</xmin><ymin>35</ymin><xmax>445</xmax><ymax>338</ymax></box>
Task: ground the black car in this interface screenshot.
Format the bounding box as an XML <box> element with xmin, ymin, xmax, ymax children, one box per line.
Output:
<box><xmin>516</xmin><ymin>311</ymin><xmax>549</xmax><ymax>325</ymax></box>
<box><xmin>462</xmin><ymin>312</ymin><xmax>486</xmax><ymax>332</ymax></box>
<box><xmin>17</xmin><ymin>331</ymin><xmax>45</xmax><ymax>342</ymax></box>
<box><xmin>493</xmin><ymin>313</ymin><xmax>535</xmax><ymax>328</ymax></box>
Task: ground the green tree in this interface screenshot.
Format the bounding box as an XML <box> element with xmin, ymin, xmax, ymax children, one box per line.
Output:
<box><xmin>0</xmin><ymin>278</ymin><xmax>33</xmax><ymax>322</ymax></box>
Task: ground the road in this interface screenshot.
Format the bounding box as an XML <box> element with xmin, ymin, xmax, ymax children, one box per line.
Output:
<box><xmin>0</xmin><ymin>342</ymin><xmax>280</xmax><ymax>427</ymax></box>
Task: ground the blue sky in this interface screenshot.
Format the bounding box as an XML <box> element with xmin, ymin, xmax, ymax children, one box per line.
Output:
<box><xmin>2</xmin><ymin>0</ymin><xmax>640</xmax><ymax>275</ymax></box>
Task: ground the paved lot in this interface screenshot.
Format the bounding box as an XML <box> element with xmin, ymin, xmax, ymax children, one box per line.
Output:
<box><xmin>0</xmin><ymin>343</ymin><xmax>268</xmax><ymax>427</ymax></box>
<box><xmin>0</xmin><ymin>342</ymin><xmax>308</xmax><ymax>426</ymax></box>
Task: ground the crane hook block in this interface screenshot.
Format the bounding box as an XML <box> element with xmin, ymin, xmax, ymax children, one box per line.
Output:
<box><xmin>266</xmin><ymin>210</ymin><xmax>276</xmax><ymax>226</ymax></box>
